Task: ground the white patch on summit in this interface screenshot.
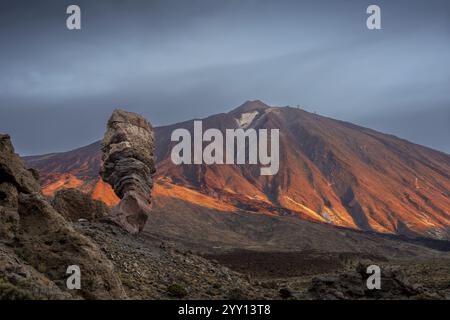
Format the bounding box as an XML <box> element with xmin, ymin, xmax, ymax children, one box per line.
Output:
<box><xmin>236</xmin><ymin>111</ymin><xmax>259</xmax><ymax>128</ymax></box>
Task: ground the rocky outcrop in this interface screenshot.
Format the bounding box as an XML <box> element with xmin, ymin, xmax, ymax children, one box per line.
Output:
<box><xmin>15</xmin><ymin>193</ymin><xmax>125</xmax><ymax>299</ymax></box>
<box><xmin>0</xmin><ymin>134</ymin><xmax>41</xmax><ymax>195</ymax></box>
<box><xmin>100</xmin><ymin>109</ymin><xmax>155</xmax><ymax>234</ymax></box>
<box><xmin>0</xmin><ymin>133</ymin><xmax>126</xmax><ymax>299</ymax></box>
<box><xmin>0</xmin><ymin>134</ymin><xmax>41</xmax><ymax>241</ymax></box>
<box><xmin>52</xmin><ymin>188</ymin><xmax>110</xmax><ymax>222</ymax></box>
<box><xmin>308</xmin><ymin>262</ymin><xmax>432</xmax><ymax>300</ymax></box>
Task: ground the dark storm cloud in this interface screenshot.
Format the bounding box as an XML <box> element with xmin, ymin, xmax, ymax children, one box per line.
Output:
<box><xmin>0</xmin><ymin>0</ymin><xmax>449</xmax><ymax>155</ymax></box>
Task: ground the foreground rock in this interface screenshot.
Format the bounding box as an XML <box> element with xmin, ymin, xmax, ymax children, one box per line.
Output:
<box><xmin>76</xmin><ymin>221</ymin><xmax>273</xmax><ymax>299</ymax></box>
<box><xmin>100</xmin><ymin>109</ymin><xmax>155</xmax><ymax>234</ymax></box>
<box><xmin>0</xmin><ymin>134</ymin><xmax>126</xmax><ymax>299</ymax></box>
<box><xmin>52</xmin><ymin>188</ymin><xmax>110</xmax><ymax>222</ymax></box>
<box><xmin>0</xmin><ymin>135</ymin><xmax>41</xmax><ymax>195</ymax></box>
<box><xmin>0</xmin><ymin>133</ymin><xmax>268</xmax><ymax>300</ymax></box>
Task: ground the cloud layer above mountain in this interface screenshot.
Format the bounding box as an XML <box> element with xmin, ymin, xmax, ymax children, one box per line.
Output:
<box><xmin>0</xmin><ymin>0</ymin><xmax>449</xmax><ymax>155</ymax></box>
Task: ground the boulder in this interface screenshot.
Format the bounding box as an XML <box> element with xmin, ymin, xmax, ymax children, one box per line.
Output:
<box><xmin>100</xmin><ymin>109</ymin><xmax>155</xmax><ymax>234</ymax></box>
<box><xmin>0</xmin><ymin>133</ymin><xmax>126</xmax><ymax>299</ymax></box>
<box><xmin>308</xmin><ymin>262</ymin><xmax>424</xmax><ymax>300</ymax></box>
<box><xmin>16</xmin><ymin>192</ymin><xmax>125</xmax><ymax>299</ymax></box>
<box><xmin>279</xmin><ymin>287</ymin><xmax>300</xmax><ymax>299</ymax></box>
<box><xmin>51</xmin><ymin>188</ymin><xmax>110</xmax><ymax>222</ymax></box>
<box><xmin>0</xmin><ymin>134</ymin><xmax>41</xmax><ymax>194</ymax></box>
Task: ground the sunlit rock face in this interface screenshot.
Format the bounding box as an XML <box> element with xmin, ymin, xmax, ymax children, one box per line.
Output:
<box><xmin>100</xmin><ymin>109</ymin><xmax>156</xmax><ymax>234</ymax></box>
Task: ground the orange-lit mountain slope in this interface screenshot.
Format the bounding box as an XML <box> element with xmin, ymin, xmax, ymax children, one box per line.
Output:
<box><xmin>23</xmin><ymin>101</ymin><xmax>450</xmax><ymax>239</ymax></box>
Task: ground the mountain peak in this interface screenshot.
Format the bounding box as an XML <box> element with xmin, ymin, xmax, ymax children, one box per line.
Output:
<box><xmin>229</xmin><ymin>100</ymin><xmax>270</xmax><ymax>116</ymax></box>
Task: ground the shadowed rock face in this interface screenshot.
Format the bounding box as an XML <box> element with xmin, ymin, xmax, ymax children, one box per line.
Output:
<box><xmin>0</xmin><ymin>134</ymin><xmax>41</xmax><ymax>195</ymax></box>
<box><xmin>52</xmin><ymin>188</ymin><xmax>111</xmax><ymax>222</ymax></box>
<box><xmin>100</xmin><ymin>109</ymin><xmax>155</xmax><ymax>234</ymax></box>
<box><xmin>0</xmin><ymin>133</ymin><xmax>126</xmax><ymax>299</ymax></box>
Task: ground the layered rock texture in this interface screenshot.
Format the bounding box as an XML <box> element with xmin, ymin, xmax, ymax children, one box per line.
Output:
<box><xmin>100</xmin><ymin>109</ymin><xmax>155</xmax><ymax>234</ymax></box>
<box><xmin>0</xmin><ymin>134</ymin><xmax>126</xmax><ymax>299</ymax></box>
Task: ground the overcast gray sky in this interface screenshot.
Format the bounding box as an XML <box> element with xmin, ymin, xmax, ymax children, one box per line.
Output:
<box><xmin>0</xmin><ymin>0</ymin><xmax>449</xmax><ymax>155</ymax></box>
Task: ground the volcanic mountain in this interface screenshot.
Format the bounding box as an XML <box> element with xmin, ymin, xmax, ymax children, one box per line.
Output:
<box><xmin>24</xmin><ymin>100</ymin><xmax>450</xmax><ymax>241</ymax></box>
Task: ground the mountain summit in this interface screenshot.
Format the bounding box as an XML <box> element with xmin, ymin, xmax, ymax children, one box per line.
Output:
<box><xmin>229</xmin><ymin>100</ymin><xmax>270</xmax><ymax>116</ymax></box>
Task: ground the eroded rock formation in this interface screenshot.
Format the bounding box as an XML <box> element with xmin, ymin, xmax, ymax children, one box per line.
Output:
<box><xmin>0</xmin><ymin>134</ymin><xmax>126</xmax><ymax>299</ymax></box>
<box><xmin>100</xmin><ymin>109</ymin><xmax>155</xmax><ymax>234</ymax></box>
